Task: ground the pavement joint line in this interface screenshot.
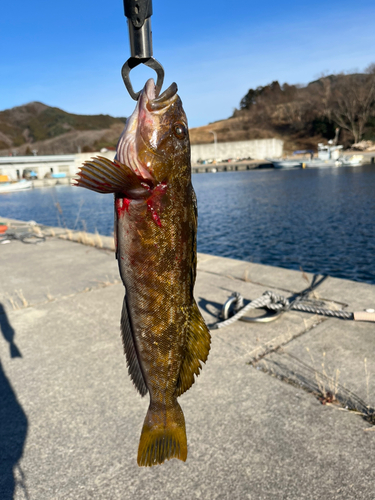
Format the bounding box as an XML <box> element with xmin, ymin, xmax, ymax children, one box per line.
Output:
<box><xmin>248</xmin><ymin>316</ymin><xmax>329</xmax><ymax>364</ymax></box>
<box><xmin>254</xmin><ymin>350</ymin><xmax>375</xmax><ymax>428</ymax></box>
<box><xmin>2</xmin><ymin>278</ymin><xmax>121</xmax><ymax>312</ymax></box>
<box><xmin>253</xmin><ymin>363</ymin><xmax>375</xmax><ymax>429</ymax></box>
<box><xmin>212</xmin><ymin>315</ymin><xmax>329</xmax><ymax>367</ymax></box>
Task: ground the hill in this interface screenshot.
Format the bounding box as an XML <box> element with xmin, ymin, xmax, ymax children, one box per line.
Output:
<box><xmin>190</xmin><ymin>69</ymin><xmax>375</xmax><ymax>153</ymax></box>
<box><xmin>2</xmin><ymin>69</ymin><xmax>375</xmax><ymax>156</ymax></box>
<box><xmin>0</xmin><ymin>102</ymin><xmax>126</xmax><ymax>155</ymax></box>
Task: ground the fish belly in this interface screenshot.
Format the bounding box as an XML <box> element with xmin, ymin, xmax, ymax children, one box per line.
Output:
<box><xmin>117</xmin><ymin>189</ymin><xmax>192</xmax><ymax>390</ymax></box>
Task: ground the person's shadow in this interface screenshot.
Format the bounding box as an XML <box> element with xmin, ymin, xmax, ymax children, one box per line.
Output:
<box><xmin>0</xmin><ymin>303</ymin><xmax>28</xmax><ymax>500</ymax></box>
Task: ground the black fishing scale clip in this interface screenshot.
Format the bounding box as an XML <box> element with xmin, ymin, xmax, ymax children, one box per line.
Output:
<box><xmin>122</xmin><ymin>0</ymin><xmax>164</xmax><ymax>100</ymax></box>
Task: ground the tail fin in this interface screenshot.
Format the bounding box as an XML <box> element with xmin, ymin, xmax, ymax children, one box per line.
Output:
<box><xmin>137</xmin><ymin>400</ymin><xmax>187</xmax><ymax>467</ymax></box>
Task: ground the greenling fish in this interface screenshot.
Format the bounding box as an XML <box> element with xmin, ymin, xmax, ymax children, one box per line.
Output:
<box><xmin>74</xmin><ymin>79</ymin><xmax>211</xmax><ymax>467</ymax></box>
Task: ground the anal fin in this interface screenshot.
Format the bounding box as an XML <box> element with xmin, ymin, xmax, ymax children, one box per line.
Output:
<box><xmin>121</xmin><ymin>297</ymin><xmax>148</xmax><ymax>397</ymax></box>
<box><xmin>176</xmin><ymin>301</ymin><xmax>211</xmax><ymax>397</ymax></box>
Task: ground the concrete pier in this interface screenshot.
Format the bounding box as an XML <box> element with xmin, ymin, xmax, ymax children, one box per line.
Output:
<box><xmin>191</xmin><ymin>160</ymin><xmax>272</xmax><ymax>173</ymax></box>
<box><xmin>0</xmin><ymin>217</ymin><xmax>374</xmax><ymax>499</ymax></box>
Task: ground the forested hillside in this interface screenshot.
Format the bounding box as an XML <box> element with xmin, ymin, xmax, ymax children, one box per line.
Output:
<box><xmin>0</xmin><ymin>101</ymin><xmax>126</xmax><ymax>155</ymax></box>
<box><xmin>190</xmin><ymin>66</ymin><xmax>375</xmax><ymax>152</ymax></box>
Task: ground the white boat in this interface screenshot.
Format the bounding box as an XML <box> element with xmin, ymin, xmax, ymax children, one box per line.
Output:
<box><xmin>341</xmin><ymin>155</ymin><xmax>363</xmax><ymax>167</ymax></box>
<box><xmin>268</xmin><ymin>150</ymin><xmax>315</xmax><ymax>169</ymax></box>
<box><xmin>0</xmin><ymin>179</ymin><xmax>33</xmax><ymax>193</ymax></box>
<box><xmin>304</xmin><ymin>143</ymin><xmax>343</xmax><ymax>168</ymax></box>
<box><xmin>303</xmin><ymin>159</ymin><xmax>342</xmax><ymax>168</ymax></box>
<box><xmin>269</xmin><ymin>159</ymin><xmax>302</xmax><ymax>169</ymax></box>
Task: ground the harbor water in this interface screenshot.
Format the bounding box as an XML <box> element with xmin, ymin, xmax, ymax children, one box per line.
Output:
<box><xmin>0</xmin><ymin>165</ymin><xmax>374</xmax><ymax>285</ymax></box>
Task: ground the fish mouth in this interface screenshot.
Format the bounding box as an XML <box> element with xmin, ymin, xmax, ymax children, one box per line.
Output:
<box><xmin>144</xmin><ymin>80</ymin><xmax>178</xmax><ymax>111</ymax></box>
<box><xmin>116</xmin><ymin>79</ymin><xmax>178</xmax><ymax>179</ymax></box>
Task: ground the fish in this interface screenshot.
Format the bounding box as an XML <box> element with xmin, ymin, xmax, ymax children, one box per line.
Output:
<box><xmin>74</xmin><ymin>79</ymin><xmax>211</xmax><ymax>467</ymax></box>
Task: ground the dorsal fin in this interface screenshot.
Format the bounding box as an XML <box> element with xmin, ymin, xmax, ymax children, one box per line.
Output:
<box><xmin>175</xmin><ymin>301</ymin><xmax>211</xmax><ymax>397</ymax></box>
<box><xmin>120</xmin><ymin>297</ymin><xmax>148</xmax><ymax>397</ymax></box>
<box><xmin>74</xmin><ymin>156</ymin><xmax>153</xmax><ymax>196</ymax></box>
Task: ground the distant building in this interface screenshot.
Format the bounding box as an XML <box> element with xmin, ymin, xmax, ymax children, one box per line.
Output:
<box><xmin>0</xmin><ymin>152</ymin><xmax>116</xmax><ymax>181</ymax></box>
<box><xmin>191</xmin><ymin>138</ymin><xmax>283</xmax><ymax>163</ymax></box>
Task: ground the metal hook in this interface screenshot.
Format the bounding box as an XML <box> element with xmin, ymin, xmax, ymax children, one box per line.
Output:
<box><xmin>220</xmin><ymin>293</ymin><xmax>284</xmax><ymax>323</ymax></box>
<box><xmin>121</xmin><ymin>57</ymin><xmax>164</xmax><ymax>101</ymax></box>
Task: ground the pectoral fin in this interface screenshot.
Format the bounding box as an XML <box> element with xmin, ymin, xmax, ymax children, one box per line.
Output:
<box><xmin>74</xmin><ymin>156</ymin><xmax>153</xmax><ymax>197</ymax></box>
<box><xmin>175</xmin><ymin>301</ymin><xmax>211</xmax><ymax>397</ymax></box>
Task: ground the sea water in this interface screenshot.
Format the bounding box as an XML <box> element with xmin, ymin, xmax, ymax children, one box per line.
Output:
<box><xmin>0</xmin><ymin>165</ymin><xmax>374</xmax><ymax>284</ymax></box>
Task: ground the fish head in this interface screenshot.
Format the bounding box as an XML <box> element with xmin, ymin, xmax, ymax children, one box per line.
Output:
<box><xmin>116</xmin><ymin>79</ymin><xmax>190</xmax><ymax>183</ymax></box>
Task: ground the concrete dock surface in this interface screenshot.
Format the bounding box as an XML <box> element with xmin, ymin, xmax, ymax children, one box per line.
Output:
<box><xmin>0</xmin><ymin>218</ymin><xmax>374</xmax><ymax>500</ymax></box>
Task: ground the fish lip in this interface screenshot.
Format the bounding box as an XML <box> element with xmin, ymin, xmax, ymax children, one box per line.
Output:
<box><xmin>127</xmin><ymin>79</ymin><xmax>181</xmax><ymax>172</ymax></box>
<box><xmin>136</xmin><ymin>80</ymin><xmax>179</xmax><ymax>159</ymax></box>
<box><xmin>145</xmin><ymin>81</ymin><xmax>178</xmax><ymax>111</ymax></box>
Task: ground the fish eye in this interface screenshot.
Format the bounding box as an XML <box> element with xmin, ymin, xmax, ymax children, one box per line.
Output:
<box><xmin>173</xmin><ymin>122</ymin><xmax>187</xmax><ymax>139</ymax></box>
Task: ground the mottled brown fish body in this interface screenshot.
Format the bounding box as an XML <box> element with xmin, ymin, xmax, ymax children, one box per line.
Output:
<box><xmin>116</xmin><ymin>176</ymin><xmax>194</xmax><ymax>465</ymax></box>
<box><xmin>75</xmin><ymin>80</ymin><xmax>210</xmax><ymax>467</ymax></box>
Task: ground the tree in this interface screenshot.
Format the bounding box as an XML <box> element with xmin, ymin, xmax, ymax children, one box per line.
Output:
<box><xmin>239</xmin><ymin>81</ymin><xmax>291</xmax><ymax>109</ymax></box>
<box><xmin>329</xmin><ymin>69</ymin><xmax>375</xmax><ymax>144</ymax></box>
<box><xmin>240</xmin><ymin>86</ymin><xmax>264</xmax><ymax>109</ymax></box>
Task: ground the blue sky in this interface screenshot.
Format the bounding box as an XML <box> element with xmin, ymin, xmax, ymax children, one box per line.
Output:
<box><xmin>1</xmin><ymin>0</ymin><xmax>375</xmax><ymax>128</ymax></box>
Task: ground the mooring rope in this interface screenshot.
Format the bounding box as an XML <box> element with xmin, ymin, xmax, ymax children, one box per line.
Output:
<box><xmin>213</xmin><ymin>289</ymin><xmax>373</xmax><ymax>329</ymax></box>
<box><xmin>0</xmin><ymin>229</ymin><xmax>46</xmax><ymax>244</ymax></box>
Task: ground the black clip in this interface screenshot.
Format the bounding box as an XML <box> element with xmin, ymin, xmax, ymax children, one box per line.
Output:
<box><xmin>121</xmin><ymin>57</ymin><xmax>164</xmax><ymax>101</ymax></box>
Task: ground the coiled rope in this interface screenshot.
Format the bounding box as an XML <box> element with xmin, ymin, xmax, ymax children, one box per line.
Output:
<box><xmin>0</xmin><ymin>227</ymin><xmax>46</xmax><ymax>244</ymax></box>
<box><xmin>213</xmin><ymin>284</ymin><xmax>375</xmax><ymax>328</ymax></box>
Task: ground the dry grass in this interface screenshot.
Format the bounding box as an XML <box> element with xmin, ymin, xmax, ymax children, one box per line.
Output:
<box><xmin>306</xmin><ymin>348</ymin><xmax>340</xmax><ymax>402</ymax></box>
<box><xmin>17</xmin><ymin>290</ymin><xmax>28</xmax><ymax>308</ymax></box>
<box><xmin>243</xmin><ymin>266</ymin><xmax>251</xmax><ymax>282</ymax></box>
<box><xmin>7</xmin><ymin>295</ymin><xmax>17</xmax><ymax>310</ymax></box>
<box><xmin>79</xmin><ymin>231</ymin><xmax>101</xmax><ymax>247</ymax></box>
<box><xmin>94</xmin><ymin>230</ymin><xmax>103</xmax><ymax>248</ymax></box>
<box><xmin>31</xmin><ymin>225</ymin><xmax>44</xmax><ymax>237</ymax></box>
<box><xmin>300</xmin><ymin>267</ymin><xmax>310</xmax><ymax>284</ymax></box>
<box><xmin>256</xmin><ymin>348</ymin><xmax>374</xmax><ymax>426</ymax></box>
<box><xmin>95</xmin><ymin>275</ymin><xmax>121</xmax><ymax>287</ymax></box>
<box><xmin>60</xmin><ymin>228</ymin><xmax>114</xmax><ymax>251</ymax></box>
<box><xmin>6</xmin><ymin>290</ymin><xmax>29</xmax><ymax>310</ymax></box>
<box><xmin>365</xmin><ymin>358</ymin><xmax>370</xmax><ymax>408</ymax></box>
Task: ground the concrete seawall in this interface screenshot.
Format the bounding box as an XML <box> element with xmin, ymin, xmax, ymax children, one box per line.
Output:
<box><xmin>191</xmin><ymin>138</ymin><xmax>284</xmax><ymax>163</ymax></box>
<box><xmin>0</xmin><ymin>217</ymin><xmax>374</xmax><ymax>499</ymax></box>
